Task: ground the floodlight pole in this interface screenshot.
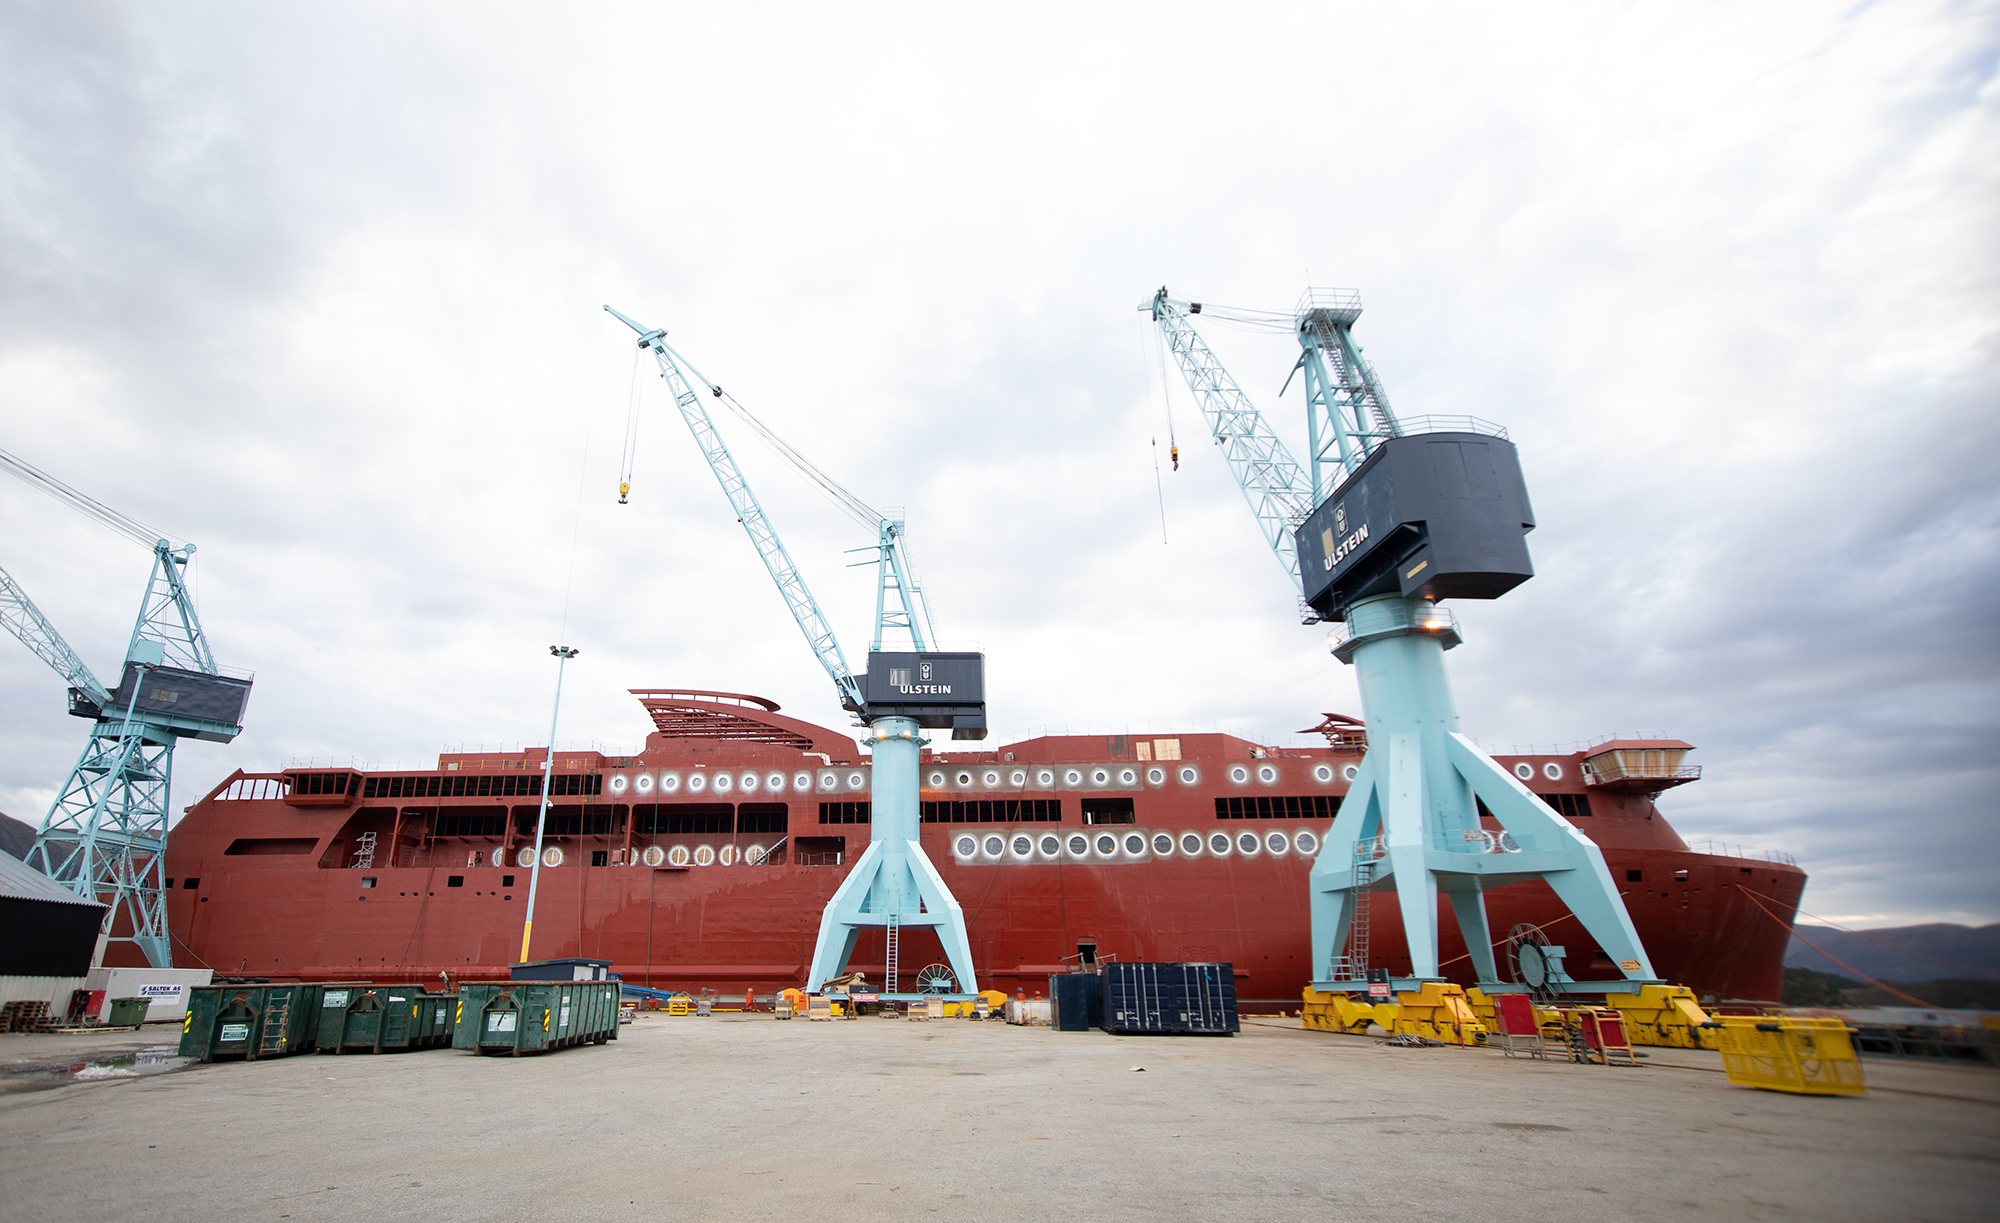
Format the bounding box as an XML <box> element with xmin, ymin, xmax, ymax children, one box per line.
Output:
<box><xmin>519</xmin><ymin>645</ymin><xmax>578</xmax><ymax>964</ymax></box>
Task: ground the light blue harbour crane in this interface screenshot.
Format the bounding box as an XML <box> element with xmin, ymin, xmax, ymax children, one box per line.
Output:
<box><xmin>0</xmin><ymin>448</ymin><xmax>251</xmax><ymax>968</ymax></box>
<box><xmin>605</xmin><ymin>306</ymin><xmax>982</xmax><ymax>999</ymax></box>
<box><xmin>1145</xmin><ymin>288</ymin><xmax>1655</xmax><ymax>999</ymax></box>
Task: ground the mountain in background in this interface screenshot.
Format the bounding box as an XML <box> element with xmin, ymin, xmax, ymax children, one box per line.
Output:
<box><xmin>1786</xmin><ymin>923</ymin><xmax>2000</xmax><ymax>983</ymax></box>
<box><xmin>0</xmin><ymin>810</ymin><xmax>34</xmax><ymax>861</ymax></box>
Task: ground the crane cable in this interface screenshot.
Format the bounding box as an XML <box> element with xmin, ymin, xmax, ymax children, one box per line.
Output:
<box><xmin>616</xmin><ymin>346</ymin><xmax>643</xmax><ymax>503</ymax></box>
<box><xmin>0</xmin><ymin>445</ymin><xmax>173</xmax><ymax>549</ymax></box>
<box><xmin>1143</xmin><ymin>317</ymin><xmax>1175</xmax><ymax>545</ymax></box>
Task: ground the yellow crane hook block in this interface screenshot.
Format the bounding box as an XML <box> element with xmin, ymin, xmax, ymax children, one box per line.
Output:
<box><xmin>1715</xmin><ymin>1016</ymin><xmax>1866</xmax><ymax>1095</ymax></box>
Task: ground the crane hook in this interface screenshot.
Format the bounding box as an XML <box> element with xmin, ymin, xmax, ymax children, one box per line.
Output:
<box><xmin>618</xmin><ymin>481</ymin><xmax>630</xmax><ymax>505</ymax></box>
<box><xmin>1170</xmin><ymin>444</ymin><xmax>1179</xmax><ymax>471</ymax></box>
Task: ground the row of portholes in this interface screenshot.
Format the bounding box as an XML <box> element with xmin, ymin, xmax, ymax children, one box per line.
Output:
<box><xmin>952</xmin><ymin>828</ymin><xmax>1323</xmax><ymax>862</ymax></box>
<box><xmin>1514</xmin><ymin>762</ymin><xmax>1564</xmax><ymax>781</ymax></box>
<box><xmin>607</xmin><ymin>769</ymin><xmax>869</xmax><ymax>797</ymax></box>
<box><xmin>924</xmin><ymin>763</ymin><xmax>1364</xmax><ymax>790</ymax></box>
<box><xmin>493</xmin><ymin>844</ymin><xmax>775</xmax><ymax>869</ymax></box>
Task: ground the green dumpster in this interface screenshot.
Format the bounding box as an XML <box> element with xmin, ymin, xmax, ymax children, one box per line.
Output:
<box><xmin>316</xmin><ymin>985</ymin><xmax>449</xmax><ymax>1054</ymax></box>
<box><xmin>453</xmin><ymin>981</ymin><xmax>620</xmax><ymax>1056</ymax></box>
<box><xmin>106</xmin><ymin>997</ymin><xmax>150</xmax><ymax>1028</ymax></box>
<box><xmin>179</xmin><ymin>984</ymin><xmax>334</xmax><ymax>1063</ymax></box>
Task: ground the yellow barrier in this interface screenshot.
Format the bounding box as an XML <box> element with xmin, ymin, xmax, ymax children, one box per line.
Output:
<box><xmin>1715</xmin><ymin>1016</ymin><xmax>1866</xmax><ymax>1096</ymax></box>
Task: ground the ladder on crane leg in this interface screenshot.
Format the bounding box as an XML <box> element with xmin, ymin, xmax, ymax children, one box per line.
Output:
<box><xmin>1328</xmin><ymin>837</ymin><xmax>1381</xmax><ymax>983</ymax></box>
<box><xmin>884</xmin><ymin>913</ymin><xmax>901</xmax><ymax>996</ymax></box>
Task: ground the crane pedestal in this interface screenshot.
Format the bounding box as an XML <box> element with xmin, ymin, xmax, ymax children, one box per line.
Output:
<box><xmin>1308</xmin><ymin>595</ymin><xmax>1659</xmax><ymax>997</ymax></box>
<box><xmin>805</xmin><ymin>717</ymin><xmax>978</xmax><ymax>996</ymax></box>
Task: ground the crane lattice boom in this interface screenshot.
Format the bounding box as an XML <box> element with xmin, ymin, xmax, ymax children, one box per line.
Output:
<box><xmin>1144</xmin><ymin>288</ymin><xmax>1317</xmax><ymax>617</ymax></box>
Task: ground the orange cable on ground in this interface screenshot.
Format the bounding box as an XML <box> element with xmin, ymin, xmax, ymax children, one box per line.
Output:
<box><xmin>1736</xmin><ymin>887</ymin><xmax>1933</xmax><ymax>1007</ymax></box>
<box><xmin>1740</xmin><ymin>886</ymin><xmax>1999</xmax><ymax>979</ymax></box>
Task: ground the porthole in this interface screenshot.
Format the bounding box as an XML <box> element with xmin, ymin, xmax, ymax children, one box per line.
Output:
<box><xmin>744</xmin><ymin>844</ymin><xmax>766</xmax><ymax>865</ymax></box>
<box><xmin>641</xmin><ymin>845</ymin><xmax>665</xmax><ymax>867</ymax></box>
<box><xmin>659</xmin><ymin>773</ymin><xmax>681</xmax><ymax>794</ymax></box>
<box><xmin>982</xmin><ymin>835</ymin><xmax>1005</xmax><ymax>857</ymax></box>
<box><xmin>1514</xmin><ymin>762</ymin><xmax>1535</xmax><ymax>781</ymax></box>
<box><xmin>984</xmin><ymin>771</ymin><xmax>1001</xmax><ymax>787</ymax></box>
<box><xmin>957</xmin><ymin>771</ymin><xmax>974</xmax><ymax>788</ymax></box>
<box><xmin>1236</xmin><ymin>831</ymin><xmax>1260</xmax><ymax>855</ymax></box>
<box><xmin>1118</xmin><ymin>767</ymin><xmax>1138</xmax><ymax>786</ymax></box>
<box><xmin>1151</xmin><ymin>832</ymin><xmax>1175</xmax><ymax>855</ymax></box>
<box><xmin>1178</xmin><ymin>766</ymin><xmax>1200</xmax><ymax>785</ymax></box>
<box><xmin>1208</xmin><ymin>832</ymin><xmax>1232</xmax><ymax>856</ymax></box>
<box><xmin>717</xmin><ymin>844</ymin><xmax>736</xmax><ymax>866</ymax></box>
<box><xmin>766</xmin><ymin>771</ymin><xmax>786</xmax><ymax>792</ymax></box>
<box><xmin>713</xmin><ymin>773</ymin><xmax>734</xmax><ymax>794</ymax></box>
<box><xmin>955</xmin><ymin>835</ymin><xmax>978</xmax><ymax>858</ymax></box>
<box><xmin>1312</xmin><ymin>764</ymin><xmax>1334</xmax><ymax>784</ymax></box>
<box><xmin>1095</xmin><ymin>834</ymin><xmax>1118</xmax><ymax>857</ymax></box>
<box><xmin>928</xmin><ymin>771</ymin><xmax>947</xmax><ymax>787</ymax></box>
<box><xmin>1228</xmin><ymin>765</ymin><xmax>1250</xmax><ymax>785</ymax></box>
<box><xmin>1543</xmin><ymin>762</ymin><xmax>1564</xmax><ymax>781</ymax></box>
<box><xmin>1179</xmin><ymin>832</ymin><xmax>1204</xmax><ymax>856</ymax></box>
<box><xmin>847</xmin><ymin>772</ymin><xmax>867</xmax><ymax>791</ymax></box>
<box><xmin>1123</xmin><ymin>833</ymin><xmax>1147</xmax><ymax>855</ymax></box>
<box><xmin>1038</xmin><ymin>834</ymin><xmax>1061</xmax><ymax>856</ymax></box>
<box><xmin>1064</xmin><ymin>769</ymin><xmax>1083</xmax><ymax>786</ymax></box>
<box><xmin>793</xmin><ymin>772</ymin><xmax>813</xmax><ymax>793</ymax></box>
<box><xmin>1091</xmin><ymin>768</ymin><xmax>1110</xmax><ymax>786</ymax></box>
<box><xmin>819</xmin><ymin>771</ymin><xmax>839</xmax><ymax>792</ymax></box>
<box><xmin>1265</xmin><ymin>831</ymin><xmax>1290</xmax><ymax>855</ymax></box>
<box><xmin>1146</xmin><ymin>767</ymin><xmax>1166</xmax><ymax>786</ymax></box>
<box><xmin>738</xmin><ymin>772</ymin><xmax>758</xmax><ymax>793</ymax></box>
<box><xmin>693</xmin><ymin>845</ymin><xmax>715</xmax><ymax>867</ymax></box>
<box><xmin>1256</xmin><ymin>764</ymin><xmax>1278</xmax><ymax>785</ymax></box>
<box><xmin>687</xmin><ymin>773</ymin><xmax>708</xmax><ymax>793</ymax></box>
<box><xmin>667</xmin><ymin>845</ymin><xmax>690</xmax><ymax>867</ymax></box>
<box><xmin>1066</xmin><ymin>833</ymin><xmax>1089</xmax><ymax>856</ymax></box>
<box><xmin>635</xmin><ymin>773</ymin><xmax>656</xmax><ymax>795</ymax></box>
<box><xmin>608</xmin><ymin>774</ymin><xmax>629</xmax><ymax>795</ymax></box>
<box><xmin>1012</xmin><ymin>770</ymin><xmax>1029</xmax><ymax>786</ymax></box>
<box><xmin>517</xmin><ymin>848</ymin><xmax>537</xmax><ymax>868</ymax></box>
<box><xmin>1011</xmin><ymin>835</ymin><xmax>1033</xmax><ymax>858</ymax></box>
<box><xmin>1341</xmin><ymin>764</ymin><xmax>1359</xmax><ymax>782</ymax></box>
<box><xmin>1294</xmin><ymin>831</ymin><xmax>1320</xmax><ymax>855</ymax></box>
<box><xmin>1035</xmin><ymin>769</ymin><xmax>1055</xmax><ymax>787</ymax></box>
<box><xmin>542</xmin><ymin>847</ymin><xmax>565</xmax><ymax>866</ymax></box>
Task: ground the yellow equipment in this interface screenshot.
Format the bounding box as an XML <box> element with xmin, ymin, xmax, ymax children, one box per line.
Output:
<box><xmin>666</xmin><ymin>996</ymin><xmax>691</xmax><ymax>1017</ymax></box>
<box><xmin>1302</xmin><ymin>986</ymin><xmax>1392</xmax><ymax>1034</ymax></box>
<box><xmin>1392</xmin><ymin>982</ymin><xmax>1486</xmax><ymax>1044</ymax></box>
<box><xmin>1301</xmin><ymin>983</ymin><xmax>1486</xmax><ymax>1044</ymax></box>
<box><xmin>1715</xmin><ymin>1016</ymin><xmax>1866</xmax><ymax>1095</ymax></box>
<box><xmin>1604</xmin><ymin>984</ymin><xmax>1714</xmax><ymax>1048</ymax></box>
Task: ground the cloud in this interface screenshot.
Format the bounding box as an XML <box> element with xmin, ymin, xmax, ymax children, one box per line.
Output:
<box><xmin>2</xmin><ymin>1</ymin><xmax>1996</xmax><ymax>925</ymax></box>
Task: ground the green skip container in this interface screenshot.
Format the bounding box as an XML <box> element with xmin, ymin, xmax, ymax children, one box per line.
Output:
<box><xmin>453</xmin><ymin>981</ymin><xmax>620</xmax><ymax>1056</ymax></box>
<box><xmin>315</xmin><ymin>985</ymin><xmax>453</xmax><ymax>1054</ymax></box>
<box><xmin>179</xmin><ymin>983</ymin><xmax>334</xmax><ymax>1063</ymax></box>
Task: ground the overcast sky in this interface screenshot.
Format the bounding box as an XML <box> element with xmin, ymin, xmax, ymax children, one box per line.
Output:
<box><xmin>2</xmin><ymin>2</ymin><xmax>1994</xmax><ymax>928</ymax></box>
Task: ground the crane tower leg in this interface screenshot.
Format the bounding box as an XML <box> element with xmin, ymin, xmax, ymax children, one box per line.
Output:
<box><xmin>1308</xmin><ymin>594</ymin><xmax>1658</xmax><ymax>995</ymax></box>
<box><xmin>805</xmin><ymin>716</ymin><xmax>978</xmax><ymax>996</ymax></box>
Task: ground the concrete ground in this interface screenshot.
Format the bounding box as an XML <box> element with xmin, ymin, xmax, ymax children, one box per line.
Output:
<box><xmin>1</xmin><ymin>1014</ymin><xmax>1995</xmax><ymax>1222</ymax></box>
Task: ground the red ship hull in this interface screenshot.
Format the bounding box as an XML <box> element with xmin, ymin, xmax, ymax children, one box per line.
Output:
<box><xmin>155</xmin><ymin>692</ymin><xmax>1805</xmax><ymax>1005</ymax></box>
